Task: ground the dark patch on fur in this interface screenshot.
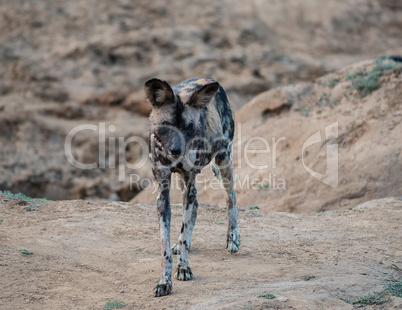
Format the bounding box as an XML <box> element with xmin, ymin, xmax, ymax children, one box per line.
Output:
<box><xmin>215</xmin><ymin>151</ymin><xmax>229</xmax><ymax>164</ymax></box>
<box><xmin>172</xmin><ymin>77</ymin><xmax>199</xmax><ymax>91</ymax></box>
<box><xmin>215</xmin><ymin>87</ymin><xmax>234</xmax><ymax>140</ymax></box>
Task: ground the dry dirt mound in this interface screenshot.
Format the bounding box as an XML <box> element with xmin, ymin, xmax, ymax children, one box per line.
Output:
<box><xmin>1</xmin><ymin>196</ymin><xmax>401</xmax><ymax>309</ymax></box>
<box><xmin>134</xmin><ymin>56</ymin><xmax>402</xmax><ymax>212</ymax></box>
<box><xmin>1</xmin><ymin>1</ymin><xmax>402</xmax><ymax>202</ymax></box>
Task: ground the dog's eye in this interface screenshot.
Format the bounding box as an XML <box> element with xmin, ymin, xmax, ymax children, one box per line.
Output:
<box><xmin>161</xmin><ymin>121</ymin><xmax>174</xmax><ymax>126</ymax></box>
<box><xmin>185</xmin><ymin>122</ymin><xmax>194</xmax><ymax>131</ymax></box>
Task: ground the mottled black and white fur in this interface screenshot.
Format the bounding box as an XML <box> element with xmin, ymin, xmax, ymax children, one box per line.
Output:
<box><xmin>144</xmin><ymin>77</ymin><xmax>240</xmax><ymax>297</ymax></box>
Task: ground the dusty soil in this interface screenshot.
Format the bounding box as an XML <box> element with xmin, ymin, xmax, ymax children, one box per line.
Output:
<box><xmin>1</xmin><ymin>196</ymin><xmax>401</xmax><ymax>309</ymax></box>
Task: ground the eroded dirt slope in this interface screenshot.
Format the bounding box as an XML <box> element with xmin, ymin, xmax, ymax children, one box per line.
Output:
<box><xmin>1</xmin><ymin>1</ymin><xmax>402</xmax><ymax>201</ymax></box>
<box><xmin>134</xmin><ymin>57</ymin><xmax>402</xmax><ymax>212</ymax></box>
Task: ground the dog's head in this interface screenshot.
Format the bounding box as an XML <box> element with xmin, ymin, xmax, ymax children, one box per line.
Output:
<box><xmin>145</xmin><ymin>78</ymin><xmax>219</xmax><ymax>160</ymax></box>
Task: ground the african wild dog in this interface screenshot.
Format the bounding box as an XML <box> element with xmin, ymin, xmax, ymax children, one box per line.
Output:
<box><xmin>145</xmin><ymin>77</ymin><xmax>240</xmax><ymax>297</ymax></box>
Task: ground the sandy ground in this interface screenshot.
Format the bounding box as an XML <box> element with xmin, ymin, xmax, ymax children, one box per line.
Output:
<box><xmin>1</xmin><ymin>196</ymin><xmax>401</xmax><ymax>309</ymax></box>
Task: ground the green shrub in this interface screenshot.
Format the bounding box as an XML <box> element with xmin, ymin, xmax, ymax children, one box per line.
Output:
<box><xmin>346</xmin><ymin>57</ymin><xmax>401</xmax><ymax>97</ymax></box>
<box><xmin>104</xmin><ymin>300</ymin><xmax>125</xmax><ymax>310</ymax></box>
<box><xmin>0</xmin><ymin>190</ymin><xmax>51</xmax><ymax>204</ymax></box>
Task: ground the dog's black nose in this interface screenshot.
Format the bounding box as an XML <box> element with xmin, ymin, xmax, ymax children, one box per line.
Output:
<box><xmin>171</xmin><ymin>148</ymin><xmax>182</xmax><ymax>156</ymax></box>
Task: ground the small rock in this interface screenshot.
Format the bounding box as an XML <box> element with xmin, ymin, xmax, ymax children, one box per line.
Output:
<box><xmin>277</xmin><ymin>296</ymin><xmax>288</xmax><ymax>302</ymax></box>
<box><xmin>120</xmin><ymin>289</ymin><xmax>125</xmax><ymax>293</ymax></box>
<box><xmin>109</xmin><ymin>194</ymin><xmax>119</xmax><ymax>201</ymax></box>
<box><xmin>24</xmin><ymin>204</ymin><xmax>40</xmax><ymax>212</ymax></box>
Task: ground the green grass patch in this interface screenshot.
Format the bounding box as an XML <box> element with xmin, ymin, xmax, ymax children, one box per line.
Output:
<box><xmin>0</xmin><ymin>190</ymin><xmax>51</xmax><ymax>204</ymax></box>
<box><xmin>375</xmin><ymin>57</ymin><xmax>398</xmax><ymax>70</ymax></box>
<box><xmin>384</xmin><ymin>279</ymin><xmax>402</xmax><ymax>298</ymax></box>
<box><xmin>352</xmin><ymin>71</ymin><xmax>382</xmax><ymax>97</ymax></box>
<box><xmin>346</xmin><ymin>57</ymin><xmax>401</xmax><ymax>97</ymax></box>
<box><xmin>338</xmin><ymin>275</ymin><xmax>402</xmax><ymax>306</ymax></box>
<box><xmin>346</xmin><ymin>71</ymin><xmax>360</xmax><ymax>80</ymax></box>
<box><xmin>323</xmin><ymin>78</ymin><xmax>340</xmax><ymax>88</ymax></box>
<box><xmin>317</xmin><ymin>94</ymin><xmax>339</xmax><ymax>107</ymax></box>
<box><xmin>20</xmin><ymin>249</ymin><xmax>34</xmax><ymax>255</ymax></box>
<box><xmin>260</xmin><ymin>183</ymin><xmax>270</xmax><ymax>190</ymax></box>
<box><xmin>338</xmin><ymin>290</ymin><xmax>390</xmax><ymax>306</ymax></box>
<box><xmin>300</xmin><ymin>107</ymin><xmax>309</xmax><ymax>117</ymax></box>
<box><xmin>348</xmin><ymin>204</ymin><xmax>358</xmax><ymax>210</ymax></box>
<box><xmin>245</xmin><ymin>210</ymin><xmax>261</xmax><ymax>217</ymax></box>
<box><xmin>258</xmin><ymin>294</ymin><xmax>275</xmax><ymax>299</ymax></box>
<box><xmin>301</xmin><ymin>275</ymin><xmax>316</xmax><ymax>281</ymax></box>
<box><xmin>310</xmin><ymin>210</ymin><xmax>337</xmax><ymax>214</ymax></box>
<box><xmin>104</xmin><ymin>300</ymin><xmax>125</xmax><ymax>310</ymax></box>
<box><xmin>248</xmin><ymin>205</ymin><xmax>260</xmax><ymax>210</ymax></box>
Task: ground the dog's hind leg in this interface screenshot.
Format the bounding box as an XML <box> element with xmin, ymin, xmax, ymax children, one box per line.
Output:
<box><xmin>214</xmin><ymin>153</ymin><xmax>240</xmax><ymax>253</ymax></box>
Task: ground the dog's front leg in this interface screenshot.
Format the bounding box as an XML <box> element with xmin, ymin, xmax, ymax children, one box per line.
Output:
<box><xmin>153</xmin><ymin>170</ymin><xmax>173</xmax><ymax>297</ymax></box>
<box><xmin>175</xmin><ymin>173</ymin><xmax>197</xmax><ymax>281</ymax></box>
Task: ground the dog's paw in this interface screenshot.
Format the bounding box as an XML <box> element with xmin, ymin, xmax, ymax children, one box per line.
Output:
<box><xmin>227</xmin><ymin>227</ymin><xmax>240</xmax><ymax>253</ymax></box>
<box><xmin>175</xmin><ymin>265</ymin><xmax>193</xmax><ymax>281</ymax></box>
<box><xmin>154</xmin><ymin>281</ymin><xmax>172</xmax><ymax>297</ymax></box>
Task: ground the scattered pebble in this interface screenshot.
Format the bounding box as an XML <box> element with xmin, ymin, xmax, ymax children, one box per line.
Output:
<box><xmin>120</xmin><ymin>289</ymin><xmax>124</xmax><ymax>293</ymax></box>
<box><xmin>109</xmin><ymin>194</ymin><xmax>119</xmax><ymax>201</ymax></box>
<box><xmin>277</xmin><ymin>296</ymin><xmax>288</xmax><ymax>302</ymax></box>
<box><xmin>24</xmin><ymin>204</ymin><xmax>40</xmax><ymax>212</ymax></box>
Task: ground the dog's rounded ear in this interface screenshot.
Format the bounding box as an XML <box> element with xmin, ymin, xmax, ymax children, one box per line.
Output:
<box><xmin>144</xmin><ymin>78</ymin><xmax>175</xmax><ymax>107</ymax></box>
<box><xmin>188</xmin><ymin>82</ymin><xmax>220</xmax><ymax>108</ymax></box>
